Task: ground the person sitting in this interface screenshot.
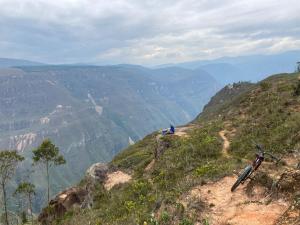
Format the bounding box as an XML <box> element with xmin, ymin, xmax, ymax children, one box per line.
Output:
<box><xmin>162</xmin><ymin>124</ymin><xmax>175</xmax><ymax>135</ymax></box>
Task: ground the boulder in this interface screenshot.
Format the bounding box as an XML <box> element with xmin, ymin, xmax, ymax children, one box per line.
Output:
<box><xmin>86</xmin><ymin>162</ymin><xmax>108</xmax><ymax>182</ymax></box>
<box><xmin>38</xmin><ymin>187</ymin><xmax>87</xmax><ymax>225</ymax></box>
<box><xmin>38</xmin><ymin>163</ymin><xmax>109</xmax><ymax>224</ymax></box>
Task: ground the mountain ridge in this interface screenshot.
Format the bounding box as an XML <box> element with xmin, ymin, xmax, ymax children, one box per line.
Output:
<box><xmin>0</xmin><ymin>58</ymin><xmax>45</xmax><ymax>67</ymax></box>
<box><xmin>0</xmin><ymin>65</ymin><xmax>220</xmax><ymax>210</ymax></box>
<box><xmin>156</xmin><ymin>50</ymin><xmax>300</xmax><ymax>84</ymax></box>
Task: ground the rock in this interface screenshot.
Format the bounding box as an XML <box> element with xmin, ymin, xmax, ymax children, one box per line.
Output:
<box><xmin>38</xmin><ymin>163</ymin><xmax>109</xmax><ymax>224</ymax></box>
<box><xmin>38</xmin><ymin>187</ymin><xmax>87</xmax><ymax>225</ymax></box>
<box><xmin>86</xmin><ymin>162</ymin><xmax>108</xmax><ymax>182</ymax></box>
<box><xmin>80</xmin><ymin>163</ymin><xmax>109</xmax><ymax>209</ymax></box>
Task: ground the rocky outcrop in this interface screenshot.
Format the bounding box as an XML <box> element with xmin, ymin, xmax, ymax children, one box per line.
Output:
<box><xmin>38</xmin><ymin>163</ymin><xmax>109</xmax><ymax>224</ymax></box>
<box><xmin>86</xmin><ymin>162</ymin><xmax>109</xmax><ymax>182</ymax></box>
<box><xmin>38</xmin><ymin>187</ymin><xmax>87</xmax><ymax>225</ymax></box>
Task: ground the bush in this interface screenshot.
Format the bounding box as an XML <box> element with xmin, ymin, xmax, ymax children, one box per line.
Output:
<box><xmin>260</xmin><ymin>82</ymin><xmax>271</xmax><ymax>91</ymax></box>
<box><xmin>203</xmin><ymin>218</ymin><xmax>210</xmax><ymax>225</ymax></box>
<box><xmin>294</xmin><ymin>80</ymin><xmax>300</xmax><ymax>96</ymax></box>
<box><xmin>194</xmin><ymin>163</ymin><xmax>218</xmax><ymax>177</ymax></box>
<box><xmin>160</xmin><ymin>211</ymin><xmax>170</xmax><ymax>224</ymax></box>
<box><xmin>179</xmin><ymin>218</ymin><xmax>193</xmax><ymax>225</ymax></box>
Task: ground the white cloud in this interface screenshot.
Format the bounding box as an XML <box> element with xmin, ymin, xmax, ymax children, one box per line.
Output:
<box><xmin>0</xmin><ymin>0</ymin><xmax>299</xmax><ymax>64</ymax></box>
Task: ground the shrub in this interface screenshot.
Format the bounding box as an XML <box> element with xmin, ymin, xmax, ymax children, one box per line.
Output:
<box><xmin>179</xmin><ymin>218</ymin><xmax>193</xmax><ymax>225</ymax></box>
<box><xmin>260</xmin><ymin>82</ymin><xmax>271</xmax><ymax>91</ymax></box>
<box><xmin>294</xmin><ymin>80</ymin><xmax>300</xmax><ymax>96</ymax></box>
<box><xmin>160</xmin><ymin>211</ymin><xmax>170</xmax><ymax>224</ymax></box>
<box><xmin>125</xmin><ymin>201</ymin><xmax>136</xmax><ymax>212</ymax></box>
<box><xmin>203</xmin><ymin>218</ymin><xmax>210</xmax><ymax>225</ymax></box>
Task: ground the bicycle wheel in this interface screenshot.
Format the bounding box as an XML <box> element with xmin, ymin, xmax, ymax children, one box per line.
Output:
<box><xmin>231</xmin><ymin>165</ymin><xmax>252</xmax><ymax>192</ymax></box>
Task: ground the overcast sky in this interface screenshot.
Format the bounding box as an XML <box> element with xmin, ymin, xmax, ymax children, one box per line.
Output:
<box><xmin>0</xmin><ymin>0</ymin><xmax>299</xmax><ymax>65</ymax></box>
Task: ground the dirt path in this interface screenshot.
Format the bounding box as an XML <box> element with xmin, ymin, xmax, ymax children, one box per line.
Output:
<box><xmin>184</xmin><ymin>176</ymin><xmax>288</xmax><ymax>225</ymax></box>
<box><xmin>104</xmin><ymin>171</ymin><xmax>132</xmax><ymax>190</ymax></box>
<box><xmin>174</xmin><ymin>124</ymin><xmax>199</xmax><ymax>137</ymax></box>
<box><xmin>219</xmin><ymin>130</ymin><xmax>230</xmax><ymax>157</ymax></box>
<box><xmin>174</xmin><ymin>126</ymin><xmax>191</xmax><ymax>137</ymax></box>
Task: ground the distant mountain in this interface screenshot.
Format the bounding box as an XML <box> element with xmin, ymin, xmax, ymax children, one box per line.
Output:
<box><xmin>158</xmin><ymin>50</ymin><xmax>300</xmax><ymax>85</ymax></box>
<box><xmin>0</xmin><ymin>58</ymin><xmax>45</xmax><ymax>67</ymax></box>
<box><xmin>195</xmin><ymin>63</ymin><xmax>243</xmax><ymax>85</ymax></box>
<box><xmin>0</xmin><ymin>65</ymin><xmax>220</xmax><ymax>208</ymax></box>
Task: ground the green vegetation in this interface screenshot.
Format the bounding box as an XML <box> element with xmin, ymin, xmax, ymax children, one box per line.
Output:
<box><xmin>0</xmin><ymin>139</ymin><xmax>64</xmax><ymax>225</ymax></box>
<box><xmin>0</xmin><ymin>150</ymin><xmax>24</xmax><ymax>225</ymax></box>
<box><xmin>15</xmin><ymin>182</ymin><xmax>36</xmax><ymax>225</ymax></box>
<box><xmin>62</xmin><ymin>121</ymin><xmax>235</xmax><ymax>224</ymax></box>
<box><xmin>33</xmin><ymin>139</ymin><xmax>66</xmax><ymax>203</ymax></box>
<box><xmin>294</xmin><ymin>78</ymin><xmax>300</xmax><ymax>96</ymax></box>
<box><xmin>226</xmin><ymin>74</ymin><xmax>300</xmax><ymax>159</ymax></box>
<box><xmin>44</xmin><ymin>72</ymin><xmax>300</xmax><ymax>224</ymax></box>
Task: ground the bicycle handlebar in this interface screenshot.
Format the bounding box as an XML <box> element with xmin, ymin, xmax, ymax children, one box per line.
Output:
<box><xmin>264</xmin><ymin>152</ymin><xmax>281</xmax><ymax>163</ymax></box>
<box><xmin>253</xmin><ymin>142</ymin><xmax>281</xmax><ymax>163</ymax></box>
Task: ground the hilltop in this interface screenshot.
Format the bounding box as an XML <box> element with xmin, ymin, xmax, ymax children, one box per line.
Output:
<box><xmin>40</xmin><ymin>72</ymin><xmax>300</xmax><ymax>225</ymax></box>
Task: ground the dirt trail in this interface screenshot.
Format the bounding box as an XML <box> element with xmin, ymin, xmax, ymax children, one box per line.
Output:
<box><xmin>174</xmin><ymin>126</ymin><xmax>192</xmax><ymax>137</ymax></box>
<box><xmin>104</xmin><ymin>171</ymin><xmax>132</xmax><ymax>190</ymax></box>
<box><xmin>219</xmin><ymin>130</ymin><xmax>230</xmax><ymax>157</ymax></box>
<box><xmin>185</xmin><ymin>176</ymin><xmax>288</xmax><ymax>225</ymax></box>
<box><xmin>175</xmin><ymin>124</ymin><xmax>200</xmax><ymax>137</ymax></box>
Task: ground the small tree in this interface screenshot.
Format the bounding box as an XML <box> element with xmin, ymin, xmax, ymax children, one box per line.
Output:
<box><xmin>15</xmin><ymin>182</ymin><xmax>35</xmax><ymax>225</ymax></box>
<box><xmin>0</xmin><ymin>150</ymin><xmax>24</xmax><ymax>225</ymax></box>
<box><xmin>32</xmin><ymin>139</ymin><xmax>66</xmax><ymax>203</ymax></box>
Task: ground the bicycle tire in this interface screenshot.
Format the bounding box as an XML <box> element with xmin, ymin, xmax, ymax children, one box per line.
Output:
<box><xmin>231</xmin><ymin>165</ymin><xmax>252</xmax><ymax>192</ymax></box>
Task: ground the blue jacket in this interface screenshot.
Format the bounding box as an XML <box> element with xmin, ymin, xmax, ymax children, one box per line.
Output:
<box><xmin>170</xmin><ymin>125</ymin><xmax>175</xmax><ymax>134</ymax></box>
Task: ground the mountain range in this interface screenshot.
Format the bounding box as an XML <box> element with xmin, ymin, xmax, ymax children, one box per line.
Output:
<box><xmin>0</xmin><ymin>65</ymin><xmax>219</xmax><ymax>208</ymax></box>
<box><xmin>0</xmin><ymin>58</ymin><xmax>44</xmax><ymax>68</ymax></box>
<box><xmin>158</xmin><ymin>50</ymin><xmax>300</xmax><ymax>85</ymax></box>
<box><xmin>3</xmin><ymin>49</ymin><xmax>300</xmax><ymax>85</ymax></box>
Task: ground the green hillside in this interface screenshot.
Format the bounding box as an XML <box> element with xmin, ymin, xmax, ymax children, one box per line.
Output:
<box><xmin>0</xmin><ymin>65</ymin><xmax>219</xmax><ymax>210</ymax></box>
<box><xmin>43</xmin><ymin>72</ymin><xmax>300</xmax><ymax>225</ymax></box>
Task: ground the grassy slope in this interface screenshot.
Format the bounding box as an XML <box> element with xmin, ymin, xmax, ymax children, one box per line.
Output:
<box><xmin>61</xmin><ymin>72</ymin><xmax>300</xmax><ymax>225</ymax></box>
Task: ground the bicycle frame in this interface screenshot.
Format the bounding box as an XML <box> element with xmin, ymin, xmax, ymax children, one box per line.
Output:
<box><xmin>231</xmin><ymin>144</ymin><xmax>279</xmax><ymax>191</ymax></box>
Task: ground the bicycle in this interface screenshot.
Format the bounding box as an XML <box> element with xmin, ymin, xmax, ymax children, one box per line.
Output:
<box><xmin>231</xmin><ymin>144</ymin><xmax>280</xmax><ymax>192</ymax></box>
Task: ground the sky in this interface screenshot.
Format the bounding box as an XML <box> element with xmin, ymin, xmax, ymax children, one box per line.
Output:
<box><xmin>0</xmin><ymin>0</ymin><xmax>300</xmax><ymax>65</ymax></box>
